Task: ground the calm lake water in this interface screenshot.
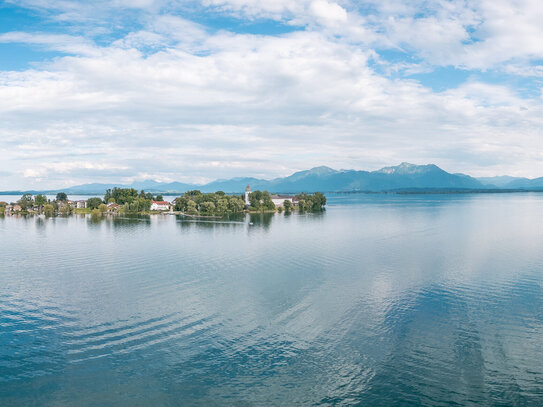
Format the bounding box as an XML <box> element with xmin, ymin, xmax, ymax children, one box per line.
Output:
<box><xmin>2</xmin><ymin>193</ymin><xmax>543</xmax><ymax>406</ymax></box>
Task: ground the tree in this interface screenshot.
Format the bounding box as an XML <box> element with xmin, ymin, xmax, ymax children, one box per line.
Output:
<box><xmin>248</xmin><ymin>190</ymin><xmax>262</xmax><ymax>210</ymax></box>
<box><xmin>261</xmin><ymin>191</ymin><xmax>275</xmax><ymax>210</ymax></box>
<box><xmin>56</xmin><ymin>192</ymin><xmax>68</xmax><ymax>202</ymax></box>
<box><xmin>35</xmin><ymin>194</ymin><xmax>47</xmax><ymax>211</ymax></box>
<box><xmin>156</xmin><ymin>194</ymin><xmax>163</xmax><ymax>201</ymax></box>
<box><xmin>216</xmin><ymin>199</ymin><xmax>229</xmax><ymax>215</ymax></box>
<box><xmin>104</xmin><ymin>187</ymin><xmax>138</xmax><ymax>205</ymax></box>
<box><xmin>311</xmin><ymin>192</ymin><xmax>326</xmax><ymax>211</ymax></box>
<box><xmin>248</xmin><ymin>190</ymin><xmax>275</xmax><ymax>211</ymax></box>
<box><xmin>98</xmin><ymin>203</ymin><xmax>108</xmax><ymax>213</ymax></box>
<box><xmin>174</xmin><ymin>196</ymin><xmax>188</xmax><ymax>212</ymax></box>
<box><xmin>130</xmin><ymin>198</ymin><xmax>151</xmax><ymax>212</ymax></box>
<box><xmin>297</xmin><ymin>197</ymin><xmax>314</xmax><ymax>212</ymax></box>
<box><xmin>43</xmin><ymin>204</ymin><xmax>55</xmax><ymax>217</ymax></box>
<box><xmin>283</xmin><ymin>200</ymin><xmax>292</xmax><ymax>212</ymax></box>
<box><xmin>199</xmin><ymin>201</ymin><xmax>216</xmax><ymax>215</ymax></box>
<box><xmin>59</xmin><ymin>205</ymin><xmax>72</xmax><ymax>215</ymax></box>
<box><xmin>228</xmin><ymin>197</ymin><xmax>245</xmax><ymax>213</ymax></box>
<box><xmin>87</xmin><ymin>197</ymin><xmax>103</xmax><ymax>210</ymax></box>
<box><xmin>18</xmin><ymin>193</ymin><xmax>34</xmax><ymax>211</ymax></box>
<box><xmin>187</xmin><ymin>200</ymin><xmax>198</xmax><ymax>215</ymax></box>
<box><xmin>185</xmin><ymin>190</ymin><xmax>202</xmax><ymax>197</ymax></box>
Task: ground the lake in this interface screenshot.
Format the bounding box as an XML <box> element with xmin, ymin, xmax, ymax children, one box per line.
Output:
<box><xmin>1</xmin><ymin>193</ymin><xmax>543</xmax><ymax>406</ymax></box>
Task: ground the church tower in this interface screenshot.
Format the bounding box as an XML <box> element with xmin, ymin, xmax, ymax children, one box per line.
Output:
<box><xmin>245</xmin><ymin>185</ymin><xmax>251</xmax><ymax>206</ymax></box>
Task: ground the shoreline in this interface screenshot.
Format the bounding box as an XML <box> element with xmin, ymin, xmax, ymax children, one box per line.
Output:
<box><xmin>3</xmin><ymin>189</ymin><xmax>543</xmax><ymax>197</ymax></box>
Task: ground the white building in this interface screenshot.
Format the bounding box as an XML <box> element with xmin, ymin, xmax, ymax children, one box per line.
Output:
<box><xmin>270</xmin><ymin>195</ymin><xmax>297</xmax><ymax>208</ymax></box>
<box><xmin>245</xmin><ymin>185</ymin><xmax>251</xmax><ymax>206</ymax></box>
<box><xmin>76</xmin><ymin>200</ymin><xmax>87</xmax><ymax>209</ymax></box>
<box><xmin>150</xmin><ymin>200</ymin><xmax>170</xmax><ymax>211</ymax></box>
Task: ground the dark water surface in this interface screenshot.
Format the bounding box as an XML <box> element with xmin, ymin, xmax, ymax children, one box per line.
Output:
<box><xmin>2</xmin><ymin>193</ymin><xmax>543</xmax><ymax>406</ymax></box>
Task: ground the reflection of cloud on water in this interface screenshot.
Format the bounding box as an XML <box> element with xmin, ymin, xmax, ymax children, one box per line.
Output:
<box><xmin>3</xmin><ymin>195</ymin><xmax>543</xmax><ymax>404</ymax></box>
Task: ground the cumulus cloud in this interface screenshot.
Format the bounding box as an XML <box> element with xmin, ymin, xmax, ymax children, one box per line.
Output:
<box><xmin>1</xmin><ymin>0</ymin><xmax>543</xmax><ymax>189</ymax></box>
<box><xmin>0</xmin><ymin>32</ymin><xmax>100</xmax><ymax>56</ymax></box>
<box><xmin>309</xmin><ymin>0</ymin><xmax>348</xmax><ymax>24</ymax></box>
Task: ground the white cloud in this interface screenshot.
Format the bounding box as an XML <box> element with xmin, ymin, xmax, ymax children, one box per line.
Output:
<box><xmin>0</xmin><ymin>32</ymin><xmax>100</xmax><ymax>56</ymax></box>
<box><xmin>2</xmin><ymin>0</ymin><xmax>543</xmax><ymax>189</ymax></box>
<box><xmin>201</xmin><ymin>0</ymin><xmax>308</xmax><ymax>19</ymax></box>
<box><xmin>309</xmin><ymin>1</ymin><xmax>348</xmax><ymax>25</ymax></box>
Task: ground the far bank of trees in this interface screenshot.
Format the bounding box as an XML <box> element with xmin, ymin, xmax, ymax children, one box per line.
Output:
<box><xmin>248</xmin><ymin>191</ymin><xmax>275</xmax><ymax>211</ymax></box>
<box><xmin>3</xmin><ymin>188</ymin><xmax>326</xmax><ymax>217</ymax></box>
<box><xmin>295</xmin><ymin>192</ymin><xmax>326</xmax><ymax>212</ymax></box>
<box><xmin>248</xmin><ymin>190</ymin><xmax>326</xmax><ymax>213</ymax></box>
<box><xmin>172</xmin><ymin>190</ymin><xmax>325</xmax><ymax>217</ymax></box>
<box><xmin>1</xmin><ymin>187</ymin><xmax>164</xmax><ymax>216</ymax></box>
<box><xmin>103</xmin><ymin>188</ymin><xmax>161</xmax><ymax>213</ymax></box>
<box><xmin>2</xmin><ymin>193</ymin><xmax>76</xmax><ymax>216</ymax></box>
<box><xmin>174</xmin><ymin>190</ymin><xmax>245</xmax><ymax>216</ymax></box>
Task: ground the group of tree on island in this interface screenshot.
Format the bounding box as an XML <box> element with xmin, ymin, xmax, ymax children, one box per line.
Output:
<box><xmin>2</xmin><ymin>188</ymin><xmax>326</xmax><ymax>217</ymax></box>
<box><xmin>293</xmin><ymin>192</ymin><xmax>327</xmax><ymax>212</ymax></box>
<box><xmin>173</xmin><ymin>191</ymin><xmax>246</xmax><ymax>216</ymax></box>
<box><xmin>1</xmin><ymin>192</ymin><xmax>84</xmax><ymax>216</ymax></box>
<box><xmin>1</xmin><ymin>189</ymin><xmax>165</xmax><ymax>217</ymax></box>
<box><xmin>171</xmin><ymin>189</ymin><xmax>325</xmax><ymax>216</ymax></box>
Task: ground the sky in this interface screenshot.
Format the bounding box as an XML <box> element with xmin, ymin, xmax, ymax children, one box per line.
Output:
<box><xmin>1</xmin><ymin>0</ymin><xmax>543</xmax><ymax>189</ymax></box>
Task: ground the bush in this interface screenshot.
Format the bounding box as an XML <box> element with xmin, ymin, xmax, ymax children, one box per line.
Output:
<box><xmin>87</xmin><ymin>197</ymin><xmax>103</xmax><ymax>209</ymax></box>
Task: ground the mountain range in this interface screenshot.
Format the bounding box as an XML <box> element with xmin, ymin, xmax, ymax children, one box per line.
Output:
<box><xmin>3</xmin><ymin>162</ymin><xmax>543</xmax><ymax>195</ymax></box>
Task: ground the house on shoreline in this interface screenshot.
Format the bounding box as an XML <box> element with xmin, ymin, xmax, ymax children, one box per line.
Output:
<box><xmin>107</xmin><ymin>202</ymin><xmax>120</xmax><ymax>212</ymax></box>
<box><xmin>150</xmin><ymin>200</ymin><xmax>170</xmax><ymax>211</ymax></box>
<box><xmin>4</xmin><ymin>204</ymin><xmax>22</xmax><ymax>215</ymax></box>
<box><xmin>270</xmin><ymin>194</ymin><xmax>298</xmax><ymax>208</ymax></box>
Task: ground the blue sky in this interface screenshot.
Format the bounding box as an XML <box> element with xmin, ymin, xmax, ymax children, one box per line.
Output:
<box><xmin>1</xmin><ymin>0</ymin><xmax>543</xmax><ymax>189</ymax></box>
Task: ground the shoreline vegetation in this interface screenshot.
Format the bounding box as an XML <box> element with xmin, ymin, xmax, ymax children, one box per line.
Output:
<box><xmin>0</xmin><ymin>188</ymin><xmax>326</xmax><ymax>218</ymax></box>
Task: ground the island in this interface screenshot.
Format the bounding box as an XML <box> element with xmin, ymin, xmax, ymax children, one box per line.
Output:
<box><xmin>0</xmin><ymin>186</ymin><xmax>326</xmax><ymax>218</ymax></box>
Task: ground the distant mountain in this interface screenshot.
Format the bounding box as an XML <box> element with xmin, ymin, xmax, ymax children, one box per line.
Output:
<box><xmin>477</xmin><ymin>175</ymin><xmax>543</xmax><ymax>189</ymax></box>
<box><xmin>248</xmin><ymin>163</ymin><xmax>484</xmax><ymax>193</ymax></box>
<box><xmin>477</xmin><ymin>176</ymin><xmax>524</xmax><ymax>188</ymax></box>
<box><xmin>4</xmin><ymin>163</ymin><xmax>536</xmax><ymax>196</ymax></box>
<box><xmin>502</xmin><ymin>177</ymin><xmax>543</xmax><ymax>189</ymax></box>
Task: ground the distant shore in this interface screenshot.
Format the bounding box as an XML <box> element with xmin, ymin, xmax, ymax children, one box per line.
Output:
<box><xmin>4</xmin><ymin>189</ymin><xmax>543</xmax><ymax>196</ymax></box>
<box><xmin>1</xmin><ymin>188</ymin><xmax>326</xmax><ymax>217</ymax></box>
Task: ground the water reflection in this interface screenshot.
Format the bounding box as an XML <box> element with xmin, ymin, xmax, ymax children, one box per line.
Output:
<box><xmin>112</xmin><ymin>214</ymin><xmax>151</xmax><ymax>225</ymax></box>
<box><xmin>248</xmin><ymin>212</ymin><xmax>274</xmax><ymax>229</ymax></box>
<box><xmin>2</xmin><ymin>194</ymin><xmax>543</xmax><ymax>405</ymax></box>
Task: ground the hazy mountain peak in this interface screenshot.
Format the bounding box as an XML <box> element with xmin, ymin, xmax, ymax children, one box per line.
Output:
<box><xmin>376</xmin><ymin>162</ymin><xmax>440</xmax><ymax>175</ymax></box>
<box><xmin>306</xmin><ymin>166</ymin><xmax>337</xmax><ymax>174</ymax></box>
<box><xmin>284</xmin><ymin>166</ymin><xmax>338</xmax><ymax>182</ymax></box>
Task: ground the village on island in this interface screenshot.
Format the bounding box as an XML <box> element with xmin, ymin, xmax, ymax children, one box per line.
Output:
<box><xmin>0</xmin><ymin>186</ymin><xmax>326</xmax><ymax>217</ymax></box>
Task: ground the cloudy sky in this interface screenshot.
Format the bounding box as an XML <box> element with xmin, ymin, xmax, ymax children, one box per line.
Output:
<box><xmin>1</xmin><ymin>0</ymin><xmax>543</xmax><ymax>189</ymax></box>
